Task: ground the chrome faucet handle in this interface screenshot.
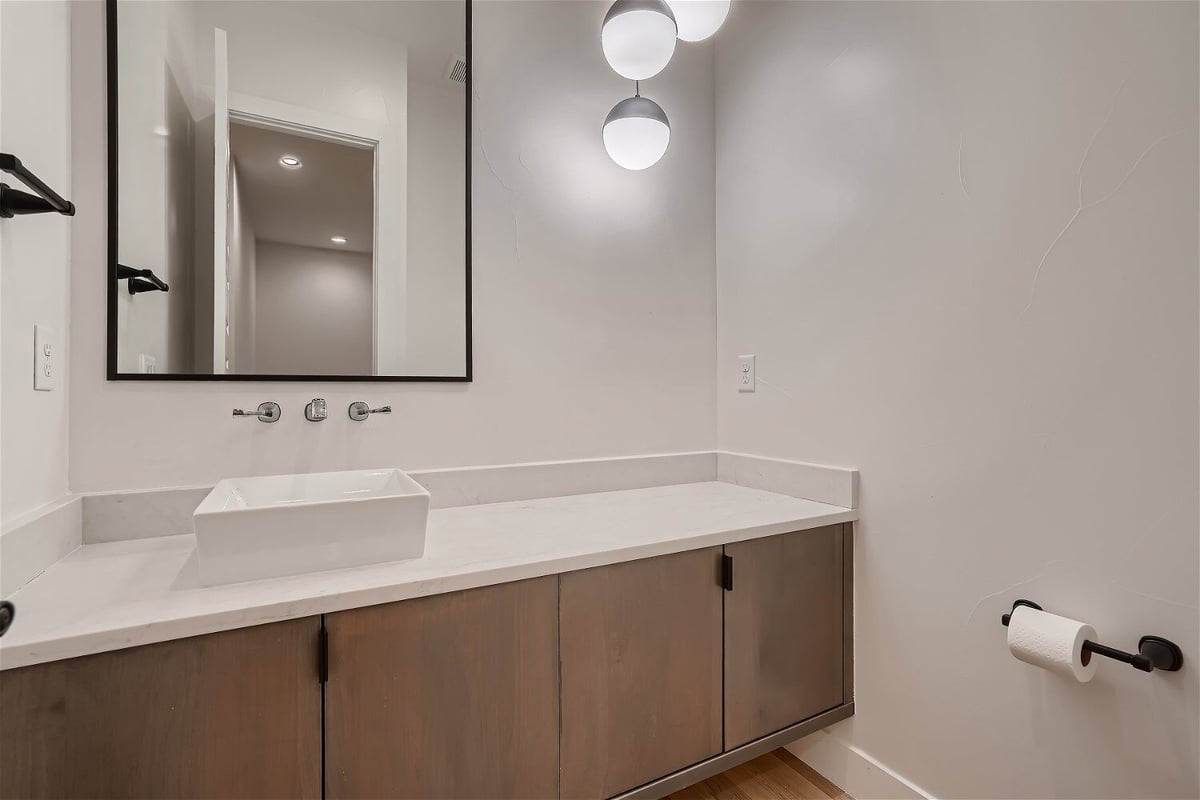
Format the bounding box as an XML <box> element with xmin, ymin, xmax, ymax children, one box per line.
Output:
<box><xmin>305</xmin><ymin>398</ymin><xmax>328</xmax><ymax>422</ymax></box>
<box><xmin>232</xmin><ymin>401</ymin><xmax>281</xmax><ymax>423</ymax></box>
<box><xmin>348</xmin><ymin>402</ymin><xmax>392</xmax><ymax>421</ymax></box>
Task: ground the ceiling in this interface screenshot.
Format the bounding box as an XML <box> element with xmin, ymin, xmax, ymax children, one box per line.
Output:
<box><xmin>275</xmin><ymin>0</ymin><xmax>466</xmax><ymax>89</ymax></box>
<box><xmin>229</xmin><ymin>122</ymin><xmax>374</xmax><ymax>254</ymax></box>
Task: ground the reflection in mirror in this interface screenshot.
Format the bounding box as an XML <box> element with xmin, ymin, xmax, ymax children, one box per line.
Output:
<box><xmin>227</xmin><ymin>124</ymin><xmax>374</xmax><ymax>375</ymax></box>
<box><xmin>111</xmin><ymin>0</ymin><xmax>469</xmax><ymax>379</ymax></box>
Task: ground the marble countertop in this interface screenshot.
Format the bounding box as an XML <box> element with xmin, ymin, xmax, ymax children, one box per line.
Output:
<box><xmin>0</xmin><ymin>481</ymin><xmax>855</xmax><ymax>670</ymax></box>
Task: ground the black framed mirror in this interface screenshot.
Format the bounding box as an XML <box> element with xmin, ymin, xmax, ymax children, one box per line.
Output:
<box><xmin>106</xmin><ymin>0</ymin><xmax>471</xmax><ymax>381</ymax></box>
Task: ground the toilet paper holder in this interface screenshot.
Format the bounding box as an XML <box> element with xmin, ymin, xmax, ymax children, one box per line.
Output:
<box><xmin>1001</xmin><ymin>599</ymin><xmax>1183</xmax><ymax>673</ymax></box>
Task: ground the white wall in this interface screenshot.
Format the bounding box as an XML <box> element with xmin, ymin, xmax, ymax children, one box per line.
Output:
<box><xmin>226</xmin><ymin>160</ymin><xmax>255</xmax><ymax>373</ymax></box>
<box><xmin>715</xmin><ymin>2</ymin><xmax>1198</xmax><ymax>798</ymax></box>
<box><xmin>253</xmin><ymin>241</ymin><xmax>371</xmax><ymax>376</ymax></box>
<box><xmin>189</xmin><ymin>0</ymin><xmax>411</xmax><ymax>375</ymax></box>
<box><xmin>406</xmin><ymin>80</ymin><xmax>467</xmax><ymax>376</ymax></box>
<box><xmin>113</xmin><ymin>0</ymin><xmax>197</xmax><ymax>374</ymax></box>
<box><xmin>68</xmin><ymin>0</ymin><xmax>716</xmax><ymax>491</ymax></box>
<box><xmin>1</xmin><ymin>0</ymin><xmax>72</xmax><ymax>525</ymax></box>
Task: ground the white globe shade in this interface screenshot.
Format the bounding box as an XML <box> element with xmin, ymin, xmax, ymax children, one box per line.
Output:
<box><xmin>602</xmin><ymin>0</ymin><xmax>678</xmax><ymax>81</ymax></box>
<box><xmin>604</xmin><ymin>96</ymin><xmax>671</xmax><ymax>170</ymax></box>
<box><xmin>665</xmin><ymin>0</ymin><xmax>731</xmax><ymax>42</ymax></box>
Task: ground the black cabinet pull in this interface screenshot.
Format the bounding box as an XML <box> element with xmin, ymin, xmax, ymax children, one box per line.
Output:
<box><xmin>721</xmin><ymin>554</ymin><xmax>734</xmax><ymax>591</ymax></box>
<box><xmin>317</xmin><ymin>625</ymin><xmax>329</xmax><ymax>684</ymax></box>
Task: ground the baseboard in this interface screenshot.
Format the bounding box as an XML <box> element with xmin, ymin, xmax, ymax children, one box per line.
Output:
<box><xmin>787</xmin><ymin>729</ymin><xmax>934</xmax><ymax>800</ymax></box>
<box><xmin>616</xmin><ymin>704</ymin><xmax>856</xmax><ymax>799</ymax></box>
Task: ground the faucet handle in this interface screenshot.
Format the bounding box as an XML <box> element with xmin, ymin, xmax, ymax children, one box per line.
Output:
<box><xmin>233</xmin><ymin>402</ymin><xmax>281</xmax><ymax>423</ymax></box>
<box><xmin>348</xmin><ymin>402</ymin><xmax>392</xmax><ymax>421</ymax></box>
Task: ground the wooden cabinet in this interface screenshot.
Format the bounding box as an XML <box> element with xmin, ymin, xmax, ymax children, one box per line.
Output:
<box><xmin>559</xmin><ymin>548</ymin><xmax>724</xmax><ymax>799</ymax></box>
<box><xmin>0</xmin><ymin>527</ymin><xmax>851</xmax><ymax>799</ymax></box>
<box><xmin>723</xmin><ymin>525</ymin><xmax>846</xmax><ymax>748</ymax></box>
<box><xmin>324</xmin><ymin>576</ymin><xmax>560</xmax><ymax>799</ymax></box>
<box><xmin>0</xmin><ymin>617</ymin><xmax>322</xmax><ymax>800</ymax></box>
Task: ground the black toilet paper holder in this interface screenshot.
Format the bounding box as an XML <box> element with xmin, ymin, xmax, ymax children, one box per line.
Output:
<box><xmin>1001</xmin><ymin>599</ymin><xmax>1183</xmax><ymax>673</ymax></box>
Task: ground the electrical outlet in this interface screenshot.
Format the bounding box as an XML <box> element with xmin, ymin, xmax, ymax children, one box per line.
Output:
<box><xmin>737</xmin><ymin>354</ymin><xmax>755</xmax><ymax>392</ymax></box>
<box><xmin>34</xmin><ymin>325</ymin><xmax>56</xmax><ymax>391</ymax></box>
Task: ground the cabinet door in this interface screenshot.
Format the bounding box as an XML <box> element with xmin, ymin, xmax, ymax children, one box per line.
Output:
<box><xmin>325</xmin><ymin>576</ymin><xmax>559</xmax><ymax>799</ymax></box>
<box><xmin>724</xmin><ymin>525</ymin><xmax>845</xmax><ymax>749</ymax></box>
<box><xmin>0</xmin><ymin>617</ymin><xmax>323</xmax><ymax>799</ymax></box>
<box><xmin>560</xmin><ymin>548</ymin><xmax>723</xmax><ymax>798</ymax></box>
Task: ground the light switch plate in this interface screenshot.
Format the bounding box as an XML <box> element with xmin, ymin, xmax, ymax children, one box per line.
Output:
<box><xmin>34</xmin><ymin>325</ymin><xmax>55</xmax><ymax>391</ymax></box>
<box><xmin>737</xmin><ymin>354</ymin><xmax>755</xmax><ymax>392</ymax></box>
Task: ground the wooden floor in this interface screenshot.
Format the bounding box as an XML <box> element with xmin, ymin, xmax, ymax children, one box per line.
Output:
<box><xmin>665</xmin><ymin>749</ymin><xmax>851</xmax><ymax>800</ymax></box>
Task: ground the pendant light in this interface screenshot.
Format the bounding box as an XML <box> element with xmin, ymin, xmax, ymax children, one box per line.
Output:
<box><xmin>664</xmin><ymin>0</ymin><xmax>731</xmax><ymax>42</ymax></box>
<box><xmin>601</xmin><ymin>0</ymin><xmax>678</xmax><ymax>81</ymax></box>
<box><xmin>604</xmin><ymin>89</ymin><xmax>671</xmax><ymax>170</ymax></box>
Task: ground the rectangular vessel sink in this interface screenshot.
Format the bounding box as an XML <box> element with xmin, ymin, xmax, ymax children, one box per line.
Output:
<box><xmin>193</xmin><ymin>469</ymin><xmax>429</xmax><ymax>586</ymax></box>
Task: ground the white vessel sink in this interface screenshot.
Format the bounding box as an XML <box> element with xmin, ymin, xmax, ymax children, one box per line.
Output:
<box><xmin>193</xmin><ymin>469</ymin><xmax>429</xmax><ymax>586</ymax></box>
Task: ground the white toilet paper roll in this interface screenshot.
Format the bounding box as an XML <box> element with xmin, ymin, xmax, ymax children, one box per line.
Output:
<box><xmin>1007</xmin><ymin>605</ymin><xmax>1098</xmax><ymax>683</ymax></box>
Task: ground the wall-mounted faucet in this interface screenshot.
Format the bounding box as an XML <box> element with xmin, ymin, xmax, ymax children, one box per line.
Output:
<box><xmin>305</xmin><ymin>398</ymin><xmax>328</xmax><ymax>422</ymax></box>
<box><xmin>349</xmin><ymin>402</ymin><xmax>391</xmax><ymax>421</ymax></box>
<box><xmin>232</xmin><ymin>402</ymin><xmax>281</xmax><ymax>423</ymax></box>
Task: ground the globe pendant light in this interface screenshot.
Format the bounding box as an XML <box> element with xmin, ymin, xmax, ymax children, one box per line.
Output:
<box><xmin>604</xmin><ymin>93</ymin><xmax>670</xmax><ymax>170</ymax></box>
<box><xmin>602</xmin><ymin>0</ymin><xmax>678</xmax><ymax>81</ymax></box>
<box><xmin>665</xmin><ymin>0</ymin><xmax>731</xmax><ymax>42</ymax></box>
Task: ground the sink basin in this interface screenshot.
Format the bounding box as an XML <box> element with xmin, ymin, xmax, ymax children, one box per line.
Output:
<box><xmin>193</xmin><ymin>469</ymin><xmax>429</xmax><ymax>586</ymax></box>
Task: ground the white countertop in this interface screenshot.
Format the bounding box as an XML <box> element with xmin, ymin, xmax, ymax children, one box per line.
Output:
<box><xmin>0</xmin><ymin>481</ymin><xmax>855</xmax><ymax>670</ymax></box>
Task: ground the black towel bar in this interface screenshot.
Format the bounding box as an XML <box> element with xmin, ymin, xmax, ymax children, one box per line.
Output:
<box><xmin>117</xmin><ymin>264</ymin><xmax>170</xmax><ymax>294</ymax></box>
<box><xmin>0</xmin><ymin>153</ymin><xmax>75</xmax><ymax>218</ymax></box>
<box><xmin>1001</xmin><ymin>599</ymin><xmax>1183</xmax><ymax>673</ymax></box>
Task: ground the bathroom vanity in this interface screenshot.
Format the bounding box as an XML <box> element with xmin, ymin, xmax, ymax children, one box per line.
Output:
<box><xmin>0</xmin><ymin>469</ymin><xmax>855</xmax><ymax>800</ymax></box>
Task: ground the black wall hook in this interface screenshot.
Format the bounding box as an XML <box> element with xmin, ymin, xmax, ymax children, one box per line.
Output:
<box><xmin>0</xmin><ymin>153</ymin><xmax>75</xmax><ymax>218</ymax></box>
<box><xmin>117</xmin><ymin>264</ymin><xmax>169</xmax><ymax>294</ymax></box>
<box><xmin>1002</xmin><ymin>599</ymin><xmax>1183</xmax><ymax>673</ymax></box>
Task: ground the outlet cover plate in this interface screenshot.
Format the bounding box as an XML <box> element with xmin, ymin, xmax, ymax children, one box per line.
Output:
<box><xmin>737</xmin><ymin>354</ymin><xmax>755</xmax><ymax>392</ymax></box>
<box><xmin>34</xmin><ymin>325</ymin><xmax>55</xmax><ymax>391</ymax></box>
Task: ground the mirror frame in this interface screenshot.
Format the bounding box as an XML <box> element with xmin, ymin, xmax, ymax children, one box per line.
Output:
<box><xmin>105</xmin><ymin>0</ymin><xmax>473</xmax><ymax>382</ymax></box>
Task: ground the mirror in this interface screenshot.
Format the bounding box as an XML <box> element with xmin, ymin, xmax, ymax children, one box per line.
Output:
<box><xmin>107</xmin><ymin>0</ymin><xmax>470</xmax><ymax>380</ymax></box>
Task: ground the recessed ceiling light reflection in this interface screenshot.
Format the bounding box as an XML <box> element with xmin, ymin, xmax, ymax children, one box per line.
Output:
<box><xmin>331</xmin><ymin>236</ymin><xmax>347</xmax><ymax>244</ymax></box>
<box><xmin>279</xmin><ymin>154</ymin><xmax>303</xmax><ymax>169</ymax></box>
